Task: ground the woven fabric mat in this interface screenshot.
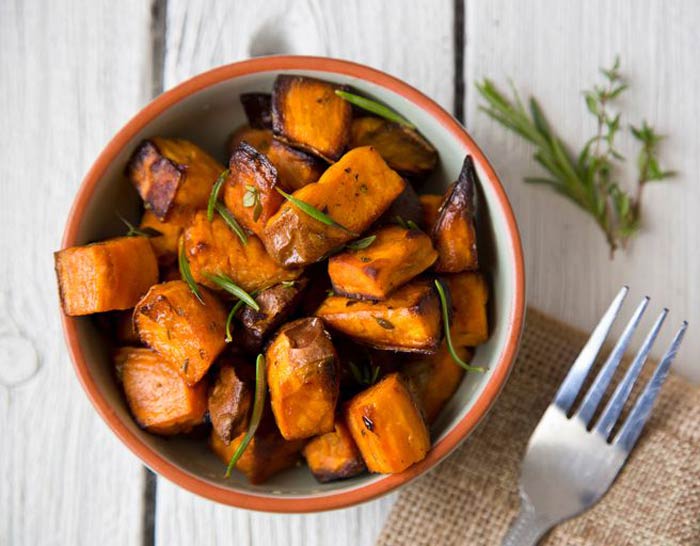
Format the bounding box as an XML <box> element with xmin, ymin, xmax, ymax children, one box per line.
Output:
<box><xmin>376</xmin><ymin>309</ymin><xmax>700</xmax><ymax>546</ymax></box>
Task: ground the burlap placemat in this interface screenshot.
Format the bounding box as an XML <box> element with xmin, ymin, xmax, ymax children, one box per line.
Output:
<box><xmin>377</xmin><ymin>308</ymin><xmax>700</xmax><ymax>546</ymax></box>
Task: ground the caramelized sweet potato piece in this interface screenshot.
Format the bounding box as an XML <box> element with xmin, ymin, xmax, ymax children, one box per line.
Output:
<box><xmin>240</xmin><ymin>93</ymin><xmax>272</xmax><ymax>129</ymax></box>
<box><xmin>222</xmin><ymin>142</ymin><xmax>284</xmax><ymax>238</ymax></box>
<box><xmin>349</xmin><ymin>117</ymin><xmax>438</xmax><ymax>177</ymax></box>
<box><xmin>263</xmin><ymin>146</ymin><xmax>406</xmax><ymax>266</ymax></box>
<box><xmin>419</xmin><ymin>194</ymin><xmax>442</xmax><ymax>230</ymax></box>
<box><xmin>432</xmin><ymin>156</ymin><xmax>479</xmax><ymax>272</ymax></box>
<box><xmin>266</xmin><ymin>318</ymin><xmax>340</xmax><ymax>440</ymax></box>
<box><xmin>328</xmin><ymin>225</ymin><xmax>438</xmax><ymax>300</ymax></box>
<box><xmin>227</xmin><ymin>125</ymin><xmax>274</xmax><ymax>155</ymax></box>
<box><xmin>272</xmin><ymin>75</ymin><xmax>352</xmax><ymax>161</ymax></box>
<box><xmin>121</xmin><ymin>347</ymin><xmax>207</xmax><ymax>435</ymax></box>
<box><xmin>316</xmin><ymin>279</ymin><xmax>442</xmax><ymax>353</ymax></box>
<box><xmin>266</xmin><ymin>139</ymin><xmax>325</xmax><ymax>191</ymax></box>
<box><xmin>183</xmin><ymin>211</ymin><xmax>301</xmax><ymax>293</ymax></box>
<box><xmin>236</xmin><ymin>278</ymin><xmax>309</xmax><ymax>353</ymax></box>
<box><xmin>208</xmin><ymin>362</ymin><xmax>252</xmax><ymax>444</ymax></box>
<box><xmin>444</xmin><ymin>272</ymin><xmax>489</xmax><ymax>346</ymax></box>
<box><xmin>403</xmin><ymin>343</ymin><xmax>470</xmax><ymax>423</ymax></box>
<box><xmin>126</xmin><ymin>138</ymin><xmax>224</xmax><ymax>220</ymax></box>
<box><xmin>55</xmin><ymin>236</ymin><xmax>158</xmax><ymax>316</ymax></box>
<box><xmin>139</xmin><ymin>206</ymin><xmax>195</xmax><ymax>265</ymax></box>
<box><xmin>345</xmin><ymin>372</ymin><xmax>430</xmax><ymax>473</ymax></box>
<box><xmin>303</xmin><ymin>420</ymin><xmax>366</xmax><ymax>482</ymax></box>
<box><xmin>134</xmin><ymin>280</ymin><xmax>227</xmax><ymax>385</ymax></box>
<box><xmin>375</xmin><ymin>183</ymin><xmax>423</xmax><ymax>228</ymax></box>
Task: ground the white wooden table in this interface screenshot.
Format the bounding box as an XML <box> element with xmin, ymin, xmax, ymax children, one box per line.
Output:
<box><xmin>2</xmin><ymin>1</ymin><xmax>699</xmax><ymax>544</ymax></box>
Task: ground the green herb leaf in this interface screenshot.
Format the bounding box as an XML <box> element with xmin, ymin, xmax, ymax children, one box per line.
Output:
<box><xmin>207</xmin><ymin>169</ymin><xmax>229</xmax><ymax>222</ymax></box>
<box><xmin>374</xmin><ymin>317</ymin><xmax>395</xmax><ymax>330</ymax></box>
<box><xmin>214</xmin><ymin>202</ymin><xmax>248</xmax><ymax>245</ymax></box>
<box><xmin>406</xmin><ymin>220</ymin><xmax>421</xmax><ymax>231</ymax></box>
<box><xmin>434</xmin><ymin>279</ymin><xmax>486</xmax><ymax>373</ymax></box>
<box><xmin>242</xmin><ymin>184</ymin><xmax>263</xmax><ymax>222</ymax></box>
<box><xmin>275</xmin><ymin>187</ymin><xmax>358</xmax><ymax>235</ymax></box>
<box><xmin>334</xmin><ymin>90</ymin><xmax>416</xmax><ymax>129</ymax></box>
<box><xmin>118</xmin><ymin>214</ymin><xmax>163</xmax><ymax>238</ymax></box>
<box><xmin>225</xmin><ymin>300</ymin><xmax>245</xmax><ymax>343</ymax></box>
<box><xmin>393</xmin><ymin>216</ymin><xmax>409</xmax><ymax>229</ymax></box>
<box><xmin>225</xmin><ymin>354</ymin><xmax>267</xmax><ymax>478</ymax></box>
<box><xmin>204</xmin><ymin>272</ymin><xmax>260</xmax><ymax>311</ymax></box>
<box><xmin>280</xmin><ymin>280</ymin><xmax>296</xmax><ymax>288</ymax></box>
<box><xmin>178</xmin><ymin>238</ymin><xmax>205</xmax><ymax>305</ymax></box>
<box><xmin>345</xmin><ymin>235</ymin><xmax>376</xmax><ymax>250</ymax></box>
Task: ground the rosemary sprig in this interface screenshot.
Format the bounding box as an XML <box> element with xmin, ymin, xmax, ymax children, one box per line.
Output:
<box><xmin>348</xmin><ymin>360</ymin><xmax>381</xmax><ymax>386</ymax></box>
<box><xmin>476</xmin><ymin>57</ymin><xmax>674</xmax><ymax>256</ymax></box>
<box><xmin>225</xmin><ymin>354</ymin><xmax>266</xmax><ymax>478</ymax></box>
<box><xmin>335</xmin><ymin>90</ymin><xmax>415</xmax><ymax>129</ymax></box>
<box><xmin>275</xmin><ymin>187</ymin><xmax>358</xmax><ymax>236</ymax></box>
<box><xmin>204</xmin><ymin>272</ymin><xmax>260</xmax><ymax>311</ymax></box>
<box><xmin>214</xmin><ymin>202</ymin><xmax>248</xmax><ymax>245</ymax></box>
<box><xmin>225</xmin><ymin>300</ymin><xmax>245</xmax><ymax>343</ymax></box>
<box><xmin>207</xmin><ymin>169</ymin><xmax>229</xmax><ymax>222</ymax></box>
<box><xmin>345</xmin><ymin>235</ymin><xmax>376</xmax><ymax>250</ymax></box>
<box><xmin>434</xmin><ymin>279</ymin><xmax>485</xmax><ymax>373</ymax></box>
<box><xmin>118</xmin><ymin>214</ymin><xmax>162</xmax><ymax>238</ymax></box>
<box><xmin>242</xmin><ymin>184</ymin><xmax>263</xmax><ymax>222</ymax></box>
<box><xmin>178</xmin><ymin>238</ymin><xmax>204</xmax><ymax>304</ymax></box>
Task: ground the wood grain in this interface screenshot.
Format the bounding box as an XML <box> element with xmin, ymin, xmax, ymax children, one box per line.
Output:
<box><xmin>465</xmin><ymin>0</ymin><xmax>700</xmax><ymax>382</ymax></box>
<box><xmin>0</xmin><ymin>1</ymin><xmax>154</xmax><ymax>544</ymax></box>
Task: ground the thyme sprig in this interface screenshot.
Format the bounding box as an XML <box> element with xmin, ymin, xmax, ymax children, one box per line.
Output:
<box><xmin>242</xmin><ymin>184</ymin><xmax>263</xmax><ymax>222</ymax></box>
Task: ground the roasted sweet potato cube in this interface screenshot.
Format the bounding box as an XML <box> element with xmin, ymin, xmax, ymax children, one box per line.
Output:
<box><xmin>375</xmin><ymin>183</ymin><xmax>423</xmax><ymax>228</ymax></box>
<box><xmin>266</xmin><ymin>318</ymin><xmax>340</xmax><ymax>440</ymax></box>
<box><xmin>349</xmin><ymin>117</ymin><xmax>438</xmax><ymax>177</ymax></box>
<box><xmin>419</xmin><ymin>194</ymin><xmax>442</xmax><ymax>230</ymax></box>
<box><xmin>266</xmin><ymin>139</ymin><xmax>325</xmax><ymax>191</ymax></box>
<box><xmin>55</xmin><ymin>236</ymin><xmax>158</xmax><ymax>316</ymax></box>
<box><xmin>345</xmin><ymin>372</ymin><xmax>430</xmax><ymax>473</ymax></box>
<box><xmin>403</xmin><ymin>343</ymin><xmax>469</xmax><ymax>423</ymax></box>
<box><xmin>139</xmin><ymin>206</ymin><xmax>195</xmax><ymax>265</ymax></box>
<box><xmin>222</xmin><ymin>142</ymin><xmax>284</xmax><ymax>238</ymax></box>
<box><xmin>316</xmin><ymin>280</ymin><xmax>442</xmax><ymax>353</ymax></box>
<box><xmin>328</xmin><ymin>225</ymin><xmax>438</xmax><ymax>300</ymax></box>
<box><xmin>183</xmin><ymin>211</ymin><xmax>301</xmax><ymax>293</ymax></box>
<box><xmin>227</xmin><ymin>125</ymin><xmax>274</xmax><ymax>156</ymax></box>
<box><xmin>444</xmin><ymin>272</ymin><xmax>489</xmax><ymax>346</ymax></box>
<box><xmin>432</xmin><ymin>155</ymin><xmax>479</xmax><ymax>272</ymax></box>
<box><xmin>208</xmin><ymin>362</ymin><xmax>252</xmax><ymax>444</ymax></box>
<box><xmin>126</xmin><ymin>138</ymin><xmax>224</xmax><ymax>220</ymax></box>
<box><xmin>272</xmin><ymin>75</ymin><xmax>352</xmax><ymax>161</ymax></box>
<box><xmin>263</xmin><ymin>146</ymin><xmax>406</xmax><ymax>266</ymax></box>
<box><xmin>134</xmin><ymin>280</ymin><xmax>227</xmax><ymax>385</ymax></box>
<box><xmin>121</xmin><ymin>347</ymin><xmax>207</xmax><ymax>435</ymax></box>
<box><xmin>210</xmin><ymin>408</ymin><xmax>304</xmax><ymax>484</ymax></box>
<box><xmin>236</xmin><ymin>278</ymin><xmax>309</xmax><ymax>353</ymax></box>
<box><xmin>303</xmin><ymin>420</ymin><xmax>366</xmax><ymax>482</ymax></box>
<box><xmin>240</xmin><ymin>93</ymin><xmax>272</xmax><ymax>129</ymax></box>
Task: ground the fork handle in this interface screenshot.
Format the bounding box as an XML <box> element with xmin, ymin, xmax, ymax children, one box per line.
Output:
<box><xmin>501</xmin><ymin>500</ymin><xmax>551</xmax><ymax>546</ymax></box>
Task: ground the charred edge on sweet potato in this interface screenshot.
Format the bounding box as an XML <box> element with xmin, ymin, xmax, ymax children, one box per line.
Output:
<box><xmin>240</xmin><ymin>93</ymin><xmax>272</xmax><ymax>129</ymax></box>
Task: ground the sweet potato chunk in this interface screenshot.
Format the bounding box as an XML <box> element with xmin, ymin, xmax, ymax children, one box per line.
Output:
<box><xmin>121</xmin><ymin>347</ymin><xmax>207</xmax><ymax>435</ymax></box>
<box><xmin>263</xmin><ymin>146</ymin><xmax>406</xmax><ymax>266</ymax></box>
<box><xmin>403</xmin><ymin>343</ymin><xmax>469</xmax><ymax>423</ymax></box>
<box><xmin>444</xmin><ymin>272</ymin><xmax>489</xmax><ymax>346</ymax></box>
<box><xmin>222</xmin><ymin>142</ymin><xmax>284</xmax><ymax>238</ymax></box>
<box><xmin>227</xmin><ymin>125</ymin><xmax>274</xmax><ymax>155</ymax></box>
<box><xmin>349</xmin><ymin>117</ymin><xmax>438</xmax><ymax>177</ymax></box>
<box><xmin>432</xmin><ymin>156</ymin><xmax>479</xmax><ymax>272</ymax></box>
<box><xmin>272</xmin><ymin>75</ymin><xmax>352</xmax><ymax>161</ymax></box>
<box><xmin>126</xmin><ymin>138</ymin><xmax>224</xmax><ymax>220</ymax></box>
<box><xmin>303</xmin><ymin>420</ymin><xmax>366</xmax><ymax>482</ymax></box>
<box><xmin>316</xmin><ymin>280</ymin><xmax>442</xmax><ymax>353</ymax></box>
<box><xmin>266</xmin><ymin>318</ymin><xmax>340</xmax><ymax>440</ymax></box>
<box><xmin>236</xmin><ymin>278</ymin><xmax>309</xmax><ymax>353</ymax></box>
<box><xmin>183</xmin><ymin>211</ymin><xmax>301</xmax><ymax>293</ymax></box>
<box><xmin>345</xmin><ymin>372</ymin><xmax>430</xmax><ymax>473</ymax></box>
<box><xmin>376</xmin><ymin>183</ymin><xmax>423</xmax><ymax>228</ymax></box>
<box><xmin>328</xmin><ymin>225</ymin><xmax>438</xmax><ymax>300</ymax></box>
<box><xmin>240</xmin><ymin>93</ymin><xmax>272</xmax><ymax>129</ymax></box>
<box><xmin>419</xmin><ymin>194</ymin><xmax>442</xmax><ymax>230</ymax></box>
<box><xmin>113</xmin><ymin>310</ymin><xmax>140</xmax><ymax>345</ymax></box>
<box><xmin>134</xmin><ymin>280</ymin><xmax>227</xmax><ymax>385</ymax></box>
<box><xmin>208</xmin><ymin>362</ymin><xmax>252</xmax><ymax>444</ymax></box>
<box><xmin>55</xmin><ymin>236</ymin><xmax>158</xmax><ymax>316</ymax></box>
<box><xmin>266</xmin><ymin>139</ymin><xmax>325</xmax><ymax>191</ymax></box>
<box><xmin>139</xmin><ymin>206</ymin><xmax>195</xmax><ymax>265</ymax></box>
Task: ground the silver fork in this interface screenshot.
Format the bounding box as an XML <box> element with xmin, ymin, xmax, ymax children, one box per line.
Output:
<box><xmin>502</xmin><ymin>287</ymin><xmax>687</xmax><ymax>546</ymax></box>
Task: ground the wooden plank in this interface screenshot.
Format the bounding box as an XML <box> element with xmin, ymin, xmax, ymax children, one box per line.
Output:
<box><xmin>465</xmin><ymin>0</ymin><xmax>700</xmax><ymax>382</ymax></box>
<box><xmin>156</xmin><ymin>1</ymin><xmax>454</xmax><ymax>544</ymax></box>
<box><xmin>0</xmin><ymin>1</ymin><xmax>154</xmax><ymax>544</ymax></box>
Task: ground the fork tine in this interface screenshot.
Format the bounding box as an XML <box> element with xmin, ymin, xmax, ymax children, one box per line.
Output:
<box><xmin>576</xmin><ymin>297</ymin><xmax>649</xmax><ymax>426</ymax></box>
<box><xmin>614</xmin><ymin>321</ymin><xmax>688</xmax><ymax>452</ymax></box>
<box><xmin>595</xmin><ymin>309</ymin><xmax>668</xmax><ymax>440</ymax></box>
<box><xmin>554</xmin><ymin>286</ymin><xmax>629</xmax><ymax>413</ymax></box>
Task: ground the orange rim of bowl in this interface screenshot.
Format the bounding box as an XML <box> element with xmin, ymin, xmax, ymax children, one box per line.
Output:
<box><xmin>60</xmin><ymin>55</ymin><xmax>525</xmax><ymax>513</ymax></box>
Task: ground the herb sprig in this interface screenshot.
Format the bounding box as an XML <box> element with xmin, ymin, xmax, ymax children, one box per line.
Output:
<box><xmin>335</xmin><ymin>90</ymin><xmax>415</xmax><ymax>129</ymax></box>
<box><xmin>348</xmin><ymin>360</ymin><xmax>381</xmax><ymax>386</ymax></box>
<box><xmin>214</xmin><ymin>202</ymin><xmax>248</xmax><ymax>245</ymax></box>
<box><xmin>204</xmin><ymin>272</ymin><xmax>260</xmax><ymax>311</ymax></box>
<box><xmin>118</xmin><ymin>214</ymin><xmax>162</xmax><ymax>238</ymax></box>
<box><xmin>178</xmin><ymin>238</ymin><xmax>204</xmax><ymax>304</ymax></box>
<box><xmin>345</xmin><ymin>235</ymin><xmax>376</xmax><ymax>250</ymax></box>
<box><xmin>207</xmin><ymin>169</ymin><xmax>229</xmax><ymax>221</ymax></box>
<box><xmin>243</xmin><ymin>184</ymin><xmax>263</xmax><ymax>222</ymax></box>
<box><xmin>275</xmin><ymin>187</ymin><xmax>358</xmax><ymax>236</ymax></box>
<box><xmin>476</xmin><ymin>57</ymin><xmax>674</xmax><ymax>256</ymax></box>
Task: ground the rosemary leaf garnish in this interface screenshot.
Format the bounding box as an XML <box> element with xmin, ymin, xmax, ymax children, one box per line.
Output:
<box><xmin>348</xmin><ymin>359</ymin><xmax>381</xmax><ymax>386</ymax></box>
<box><xmin>224</xmin><ymin>300</ymin><xmax>245</xmax><ymax>343</ymax></box>
<box><xmin>346</xmin><ymin>235</ymin><xmax>376</xmax><ymax>250</ymax></box>
<box><xmin>207</xmin><ymin>169</ymin><xmax>229</xmax><ymax>222</ymax></box>
<box><xmin>178</xmin><ymin>238</ymin><xmax>205</xmax><ymax>305</ymax></box>
<box><xmin>214</xmin><ymin>202</ymin><xmax>248</xmax><ymax>245</ymax></box>
<box><xmin>204</xmin><ymin>272</ymin><xmax>260</xmax><ymax>311</ymax></box>
<box><xmin>476</xmin><ymin>57</ymin><xmax>674</xmax><ymax>256</ymax></box>
<box><xmin>225</xmin><ymin>354</ymin><xmax>266</xmax><ymax>478</ymax></box>
<box><xmin>243</xmin><ymin>184</ymin><xmax>263</xmax><ymax>222</ymax></box>
<box><xmin>280</xmin><ymin>280</ymin><xmax>296</xmax><ymax>288</ymax></box>
<box><xmin>374</xmin><ymin>317</ymin><xmax>395</xmax><ymax>330</ymax></box>
<box><xmin>393</xmin><ymin>216</ymin><xmax>408</xmax><ymax>229</ymax></box>
<box><xmin>118</xmin><ymin>214</ymin><xmax>163</xmax><ymax>238</ymax></box>
<box><xmin>406</xmin><ymin>220</ymin><xmax>421</xmax><ymax>231</ymax></box>
<box><xmin>335</xmin><ymin>90</ymin><xmax>415</xmax><ymax>129</ymax></box>
<box><xmin>275</xmin><ymin>187</ymin><xmax>357</xmax><ymax>236</ymax></box>
<box><xmin>434</xmin><ymin>279</ymin><xmax>485</xmax><ymax>372</ymax></box>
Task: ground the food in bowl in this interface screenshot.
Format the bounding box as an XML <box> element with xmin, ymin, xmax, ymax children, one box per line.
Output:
<box><xmin>54</xmin><ymin>74</ymin><xmax>490</xmax><ymax>486</ymax></box>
